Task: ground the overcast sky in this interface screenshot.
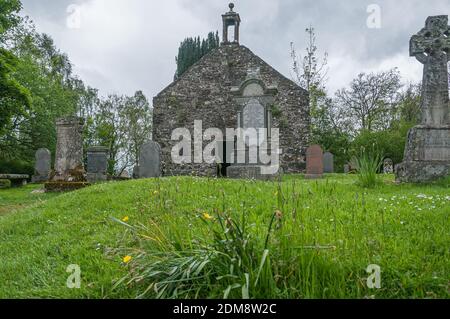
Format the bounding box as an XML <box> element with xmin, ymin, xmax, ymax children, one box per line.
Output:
<box><xmin>20</xmin><ymin>0</ymin><xmax>449</xmax><ymax>101</ymax></box>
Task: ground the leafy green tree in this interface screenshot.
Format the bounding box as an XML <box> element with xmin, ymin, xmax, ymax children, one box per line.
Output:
<box><xmin>121</xmin><ymin>91</ymin><xmax>152</xmax><ymax>172</ymax></box>
<box><xmin>0</xmin><ymin>48</ymin><xmax>31</xmax><ymax>135</ymax></box>
<box><xmin>94</xmin><ymin>94</ymin><xmax>126</xmax><ymax>175</ymax></box>
<box><xmin>175</xmin><ymin>31</ymin><xmax>219</xmax><ymax>79</ymax></box>
<box><xmin>93</xmin><ymin>92</ymin><xmax>152</xmax><ymax>175</ymax></box>
<box><xmin>0</xmin><ymin>17</ymin><xmax>91</xmax><ymax>163</ymax></box>
<box><xmin>335</xmin><ymin>69</ymin><xmax>402</xmax><ymax>133</ymax></box>
<box><xmin>0</xmin><ymin>0</ymin><xmax>22</xmax><ymax>34</ymax></box>
<box><xmin>395</xmin><ymin>83</ymin><xmax>421</xmax><ymax>125</ymax></box>
<box><xmin>290</xmin><ymin>26</ymin><xmax>328</xmax><ymax>93</ymax></box>
<box><xmin>0</xmin><ymin>0</ymin><xmax>31</xmax><ymax>137</ymax></box>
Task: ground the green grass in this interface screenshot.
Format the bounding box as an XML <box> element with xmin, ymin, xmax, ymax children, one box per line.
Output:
<box><xmin>0</xmin><ymin>175</ymin><xmax>448</xmax><ymax>299</ymax></box>
<box><xmin>0</xmin><ymin>184</ymin><xmax>60</xmax><ymax>216</ymax></box>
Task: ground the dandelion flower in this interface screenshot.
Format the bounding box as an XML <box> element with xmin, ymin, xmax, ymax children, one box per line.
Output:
<box><xmin>122</xmin><ymin>216</ymin><xmax>129</xmax><ymax>222</ymax></box>
<box><xmin>123</xmin><ymin>255</ymin><xmax>132</xmax><ymax>264</ymax></box>
<box><xmin>203</xmin><ymin>213</ymin><xmax>213</xmax><ymax>220</ymax></box>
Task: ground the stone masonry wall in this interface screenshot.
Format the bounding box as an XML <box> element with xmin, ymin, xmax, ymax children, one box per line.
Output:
<box><xmin>153</xmin><ymin>44</ymin><xmax>310</xmax><ymax>176</ymax></box>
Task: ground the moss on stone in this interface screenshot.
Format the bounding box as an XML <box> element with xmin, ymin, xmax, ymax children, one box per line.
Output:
<box><xmin>0</xmin><ymin>179</ymin><xmax>12</xmax><ymax>189</ymax></box>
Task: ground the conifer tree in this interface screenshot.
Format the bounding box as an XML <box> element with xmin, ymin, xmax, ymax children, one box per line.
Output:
<box><xmin>175</xmin><ymin>31</ymin><xmax>220</xmax><ymax>79</ymax></box>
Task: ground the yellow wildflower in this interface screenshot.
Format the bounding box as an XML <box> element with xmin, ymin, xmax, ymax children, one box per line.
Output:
<box><xmin>122</xmin><ymin>216</ymin><xmax>129</xmax><ymax>222</ymax></box>
<box><xmin>203</xmin><ymin>213</ymin><xmax>213</xmax><ymax>220</ymax></box>
<box><xmin>123</xmin><ymin>255</ymin><xmax>132</xmax><ymax>264</ymax></box>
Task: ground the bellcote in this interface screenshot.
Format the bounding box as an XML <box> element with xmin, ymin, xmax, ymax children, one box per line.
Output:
<box><xmin>222</xmin><ymin>3</ymin><xmax>241</xmax><ymax>45</ymax></box>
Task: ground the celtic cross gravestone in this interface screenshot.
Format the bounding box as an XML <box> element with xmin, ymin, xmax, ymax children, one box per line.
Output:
<box><xmin>396</xmin><ymin>15</ymin><xmax>450</xmax><ymax>183</ymax></box>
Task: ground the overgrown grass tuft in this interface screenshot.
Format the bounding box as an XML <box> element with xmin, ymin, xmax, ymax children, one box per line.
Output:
<box><xmin>113</xmin><ymin>202</ymin><xmax>278</xmax><ymax>299</ymax></box>
<box><xmin>354</xmin><ymin>149</ymin><xmax>383</xmax><ymax>188</ymax></box>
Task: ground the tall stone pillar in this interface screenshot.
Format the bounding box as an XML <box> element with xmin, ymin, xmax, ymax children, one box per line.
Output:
<box><xmin>52</xmin><ymin>116</ymin><xmax>86</xmax><ymax>182</ymax></box>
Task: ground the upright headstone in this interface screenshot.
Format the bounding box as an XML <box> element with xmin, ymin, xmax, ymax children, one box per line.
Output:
<box><xmin>138</xmin><ymin>141</ymin><xmax>161</xmax><ymax>178</ymax></box>
<box><xmin>344</xmin><ymin>164</ymin><xmax>350</xmax><ymax>174</ymax></box>
<box><xmin>323</xmin><ymin>152</ymin><xmax>334</xmax><ymax>173</ymax></box>
<box><xmin>86</xmin><ymin>146</ymin><xmax>109</xmax><ymax>183</ymax></box>
<box><xmin>120</xmin><ymin>170</ymin><xmax>130</xmax><ymax>178</ymax></box>
<box><xmin>396</xmin><ymin>16</ymin><xmax>450</xmax><ymax>183</ymax></box>
<box><xmin>132</xmin><ymin>165</ymin><xmax>140</xmax><ymax>179</ymax></box>
<box><xmin>306</xmin><ymin>145</ymin><xmax>323</xmax><ymax>179</ymax></box>
<box><xmin>383</xmin><ymin>158</ymin><xmax>394</xmax><ymax>174</ymax></box>
<box><xmin>32</xmin><ymin>148</ymin><xmax>51</xmax><ymax>183</ymax></box>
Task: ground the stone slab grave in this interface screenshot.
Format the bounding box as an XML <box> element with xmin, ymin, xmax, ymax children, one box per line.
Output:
<box><xmin>45</xmin><ymin>117</ymin><xmax>89</xmax><ymax>192</ymax></box>
<box><xmin>0</xmin><ymin>174</ymin><xmax>29</xmax><ymax>187</ymax></box>
<box><xmin>323</xmin><ymin>152</ymin><xmax>334</xmax><ymax>173</ymax></box>
<box><xmin>396</xmin><ymin>15</ymin><xmax>450</xmax><ymax>183</ymax></box>
<box><xmin>138</xmin><ymin>141</ymin><xmax>162</xmax><ymax>178</ymax></box>
<box><xmin>32</xmin><ymin>148</ymin><xmax>51</xmax><ymax>183</ymax></box>
<box><xmin>383</xmin><ymin>158</ymin><xmax>394</xmax><ymax>174</ymax></box>
<box><xmin>305</xmin><ymin>145</ymin><xmax>323</xmax><ymax>179</ymax></box>
<box><xmin>86</xmin><ymin>146</ymin><xmax>109</xmax><ymax>183</ymax></box>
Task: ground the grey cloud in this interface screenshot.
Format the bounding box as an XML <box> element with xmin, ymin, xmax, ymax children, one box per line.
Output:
<box><xmin>20</xmin><ymin>0</ymin><xmax>449</xmax><ymax>98</ymax></box>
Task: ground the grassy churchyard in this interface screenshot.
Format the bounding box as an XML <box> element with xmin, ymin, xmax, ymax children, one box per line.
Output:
<box><xmin>0</xmin><ymin>175</ymin><xmax>448</xmax><ymax>299</ymax></box>
<box><xmin>1</xmin><ymin>0</ymin><xmax>449</xmax><ymax>307</ymax></box>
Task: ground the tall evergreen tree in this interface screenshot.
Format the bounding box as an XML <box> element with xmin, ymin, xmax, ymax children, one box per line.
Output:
<box><xmin>175</xmin><ymin>31</ymin><xmax>220</xmax><ymax>79</ymax></box>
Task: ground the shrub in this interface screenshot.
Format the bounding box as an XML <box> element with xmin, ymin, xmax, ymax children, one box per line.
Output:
<box><xmin>0</xmin><ymin>179</ymin><xmax>12</xmax><ymax>189</ymax></box>
<box><xmin>353</xmin><ymin>148</ymin><xmax>383</xmax><ymax>188</ymax></box>
<box><xmin>0</xmin><ymin>159</ymin><xmax>34</xmax><ymax>175</ymax></box>
<box><xmin>271</xmin><ymin>105</ymin><xmax>282</xmax><ymax>118</ymax></box>
<box><xmin>350</xmin><ymin>123</ymin><xmax>412</xmax><ymax>165</ymax></box>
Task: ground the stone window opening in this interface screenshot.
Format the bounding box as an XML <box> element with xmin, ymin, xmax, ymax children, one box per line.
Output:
<box><xmin>227</xmin><ymin>24</ymin><xmax>237</xmax><ymax>42</ymax></box>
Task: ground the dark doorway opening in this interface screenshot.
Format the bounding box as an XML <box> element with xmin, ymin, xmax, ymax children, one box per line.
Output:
<box><xmin>217</xmin><ymin>141</ymin><xmax>231</xmax><ymax>177</ymax></box>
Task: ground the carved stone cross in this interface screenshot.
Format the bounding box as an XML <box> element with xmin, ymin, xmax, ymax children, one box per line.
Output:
<box><xmin>410</xmin><ymin>15</ymin><xmax>450</xmax><ymax>126</ymax></box>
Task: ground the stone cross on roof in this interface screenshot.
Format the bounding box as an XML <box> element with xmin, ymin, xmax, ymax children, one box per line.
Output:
<box><xmin>410</xmin><ymin>15</ymin><xmax>450</xmax><ymax>126</ymax></box>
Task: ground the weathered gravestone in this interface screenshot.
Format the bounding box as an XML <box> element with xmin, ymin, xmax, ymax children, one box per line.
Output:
<box><xmin>132</xmin><ymin>165</ymin><xmax>140</xmax><ymax>179</ymax></box>
<box><xmin>306</xmin><ymin>145</ymin><xmax>323</xmax><ymax>179</ymax></box>
<box><xmin>138</xmin><ymin>141</ymin><xmax>161</xmax><ymax>178</ymax></box>
<box><xmin>86</xmin><ymin>146</ymin><xmax>109</xmax><ymax>183</ymax></box>
<box><xmin>45</xmin><ymin>117</ymin><xmax>87</xmax><ymax>191</ymax></box>
<box><xmin>383</xmin><ymin>158</ymin><xmax>394</xmax><ymax>174</ymax></box>
<box><xmin>120</xmin><ymin>170</ymin><xmax>130</xmax><ymax>178</ymax></box>
<box><xmin>32</xmin><ymin>148</ymin><xmax>51</xmax><ymax>183</ymax></box>
<box><xmin>396</xmin><ymin>15</ymin><xmax>450</xmax><ymax>183</ymax></box>
<box><xmin>323</xmin><ymin>152</ymin><xmax>334</xmax><ymax>173</ymax></box>
<box><xmin>344</xmin><ymin>164</ymin><xmax>350</xmax><ymax>174</ymax></box>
